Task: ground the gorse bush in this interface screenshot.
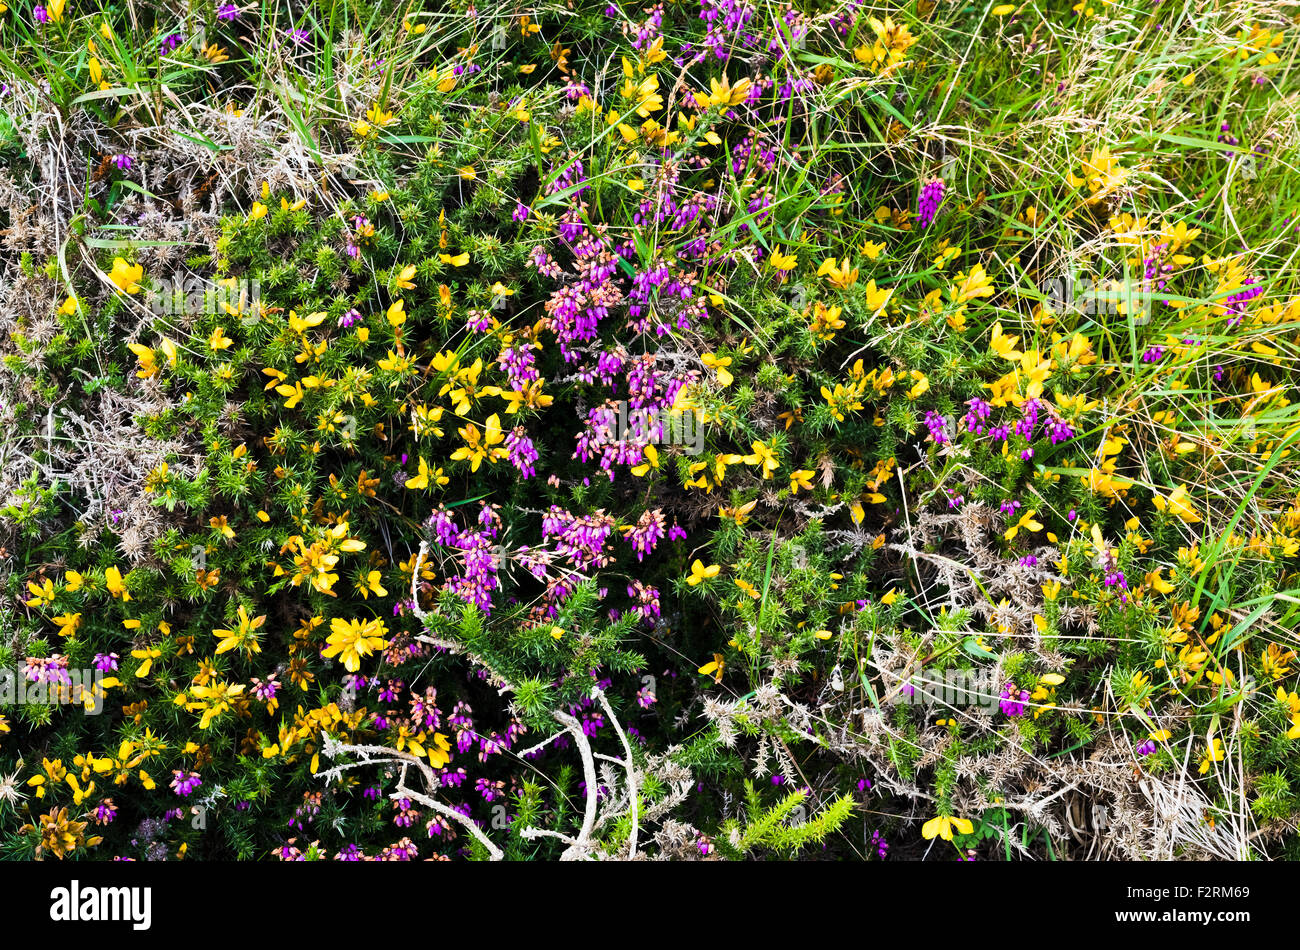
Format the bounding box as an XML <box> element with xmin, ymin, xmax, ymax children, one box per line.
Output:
<box><xmin>0</xmin><ymin>0</ymin><xmax>1298</xmax><ymax>861</ymax></box>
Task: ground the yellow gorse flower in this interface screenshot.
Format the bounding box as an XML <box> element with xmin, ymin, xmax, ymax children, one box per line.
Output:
<box><xmin>922</xmin><ymin>814</ymin><xmax>974</xmax><ymax>841</ymax></box>
<box><xmin>105</xmin><ymin>566</ymin><xmax>130</xmax><ymax>601</ymax></box>
<box><xmin>698</xmin><ymin>653</ymin><xmax>726</xmax><ymax>682</ymax></box>
<box><xmin>701</xmin><ymin>352</ymin><xmax>733</xmax><ymax>387</ymax></box>
<box><xmin>687</xmin><ymin>560</ymin><xmax>720</xmax><ymax>586</ymax></box>
<box><xmin>1067</xmin><ymin>146</ymin><xmax>1129</xmax><ymax>203</ymax></box>
<box><xmin>817</xmin><ymin>257</ymin><xmax>858</xmax><ymax>290</ymax></box>
<box><xmin>25</xmin><ymin>578</ymin><xmax>55</xmax><ymax>607</ymax></box>
<box><xmin>108</xmin><ymin>258</ymin><xmax>143</xmax><ymax>294</ymax></box>
<box><xmin>743</xmin><ymin>440</ymin><xmax>779</xmax><ymax>479</ymax></box>
<box><xmin>322</xmin><ymin>618</ymin><xmax>390</xmax><ymax>673</ymax></box>
<box><xmin>213</xmin><ymin>605</ymin><xmax>267</xmax><ymax>657</ymax></box>
<box><xmin>450</xmin><ymin>414</ymin><xmax>507</xmax><ymax>472</ymax></box>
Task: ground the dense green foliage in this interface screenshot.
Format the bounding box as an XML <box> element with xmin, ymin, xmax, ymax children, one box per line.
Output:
<box><xmin>1</xmin><ymin>0</ymin><xmax>1298</xmax><ymax>860</ymax></box>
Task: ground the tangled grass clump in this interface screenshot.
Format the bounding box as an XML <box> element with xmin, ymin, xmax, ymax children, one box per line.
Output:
<box><xmin>0</xmin><ymin>0</ymin><xmax>1299</xmax><ymax>861</ymax></box>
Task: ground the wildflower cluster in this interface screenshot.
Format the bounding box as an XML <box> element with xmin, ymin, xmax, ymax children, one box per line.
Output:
<box><xmin>0</xmin><ymin>0</ymin><xmax>1298</xmax><ymax>862</ymax></box>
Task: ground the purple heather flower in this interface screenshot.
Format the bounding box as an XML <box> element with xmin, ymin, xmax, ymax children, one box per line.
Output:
<box><xmin>93</xmin><ymin>800</ymin><xmax>118</xmax><ymax>824</ymax></box>
<box><xmin>964</xmin><ymin>397</ymin><xmax>992</xmax><ymax>433</ymax></box>
<box><xmin>217</xmin><ymin>3</ymin><xmax>241</xmax><ymax>21</ymax></box>
<box><xmin>1045</xmin><ymin>415</ymin><xmax>1075</xmax><ymax>445</ymax></box>
<box><xmin>25</xmin><ymin>655</ymin><xmax>71</xmax><ymax>685</ymax></box>
<box><xmin>1136</xmin><ymin>739</ymin><xmax>1157</xmax><ymax>757</ymax></box>
<box><xmin>170</xmin><ymin>770</ymin><xmax>202</xmax><ymax>797</ymax></box>
<box><xmin>917</xmin><ymin>177</ymin><xmax>946</xmax><ymax>229</ymax></box>
<box><xmin>113</xmin><ymin>154</ymin><xmax>133</xmax><ymax>171</ymax></box>
<box><xmin>624</xmin><ymin>508</ymin><xmax>667</xmax><ymax>561</ymax></box>
<box><xmin>505</xmin><ymin>428</ymin><xmax>539</xmax><ymax>479</ymax></box>
<box><xmin>999</xmin><ymin>682</ymin><xmax>1029</xmax><ymax>717</ymax></box>
<box><xmin>871</xmin><ymin>829</ymin><xmax>889</xmax><ymax>859</ymax></box>
<box><xmin>160</xmin><ymin>33</ymin><xmax>185</xmax><ymax>54</ymax></box>
<box><xmin>627</xmin><ymin>580</ymin><xmax>661</xmax><ymax>621</ymax></box>
<box><xmin>924</xmin><ymin>410</ymin><xmax>949</xmax><ymax>444</ymax></box>
<box><xmin>439</xmin><ymin>768</ymin><xmax>468</xmax><ymax>788</ymax></box>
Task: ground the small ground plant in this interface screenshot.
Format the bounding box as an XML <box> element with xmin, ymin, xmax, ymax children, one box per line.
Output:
<box><xmin>0</xmin><ymin>0</ymin><xmax>1298</xmax><ymax>860</ymax></box>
